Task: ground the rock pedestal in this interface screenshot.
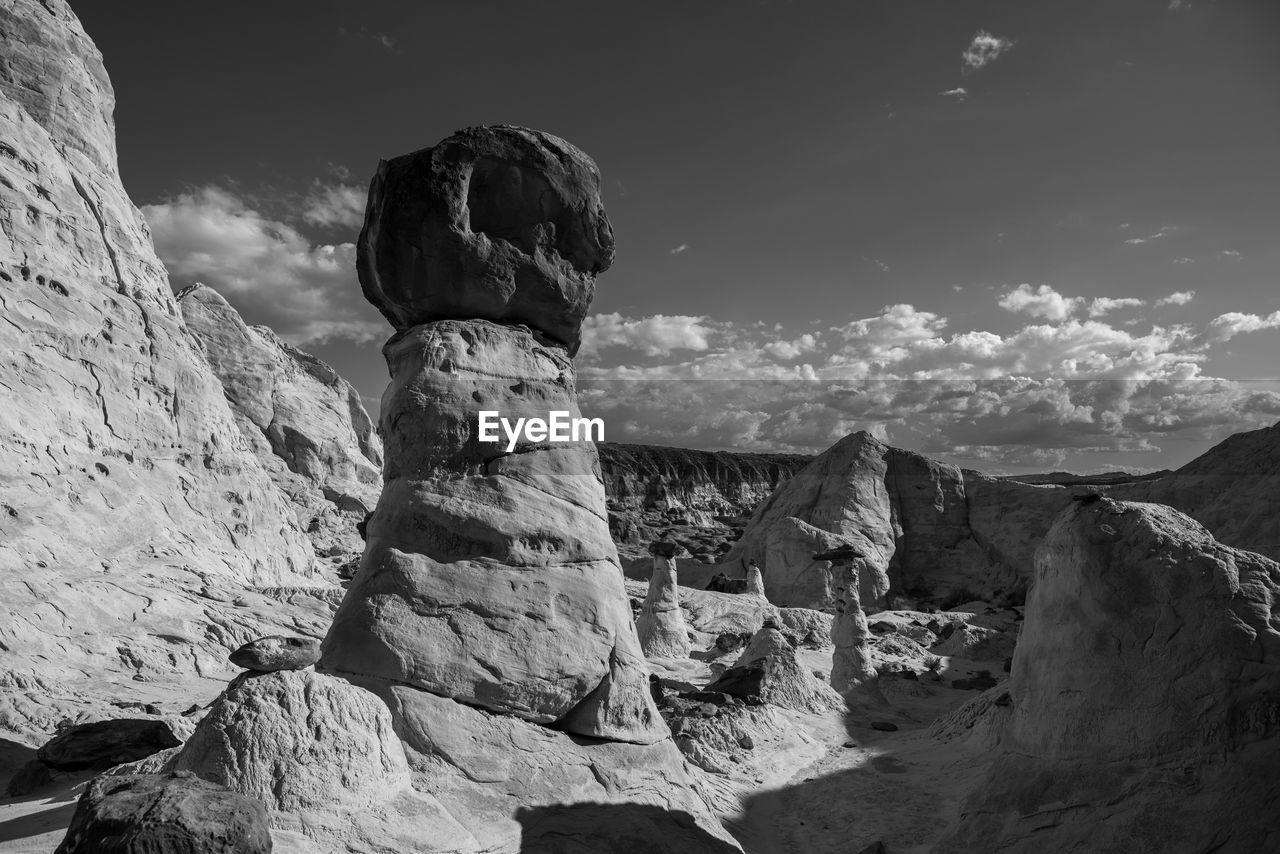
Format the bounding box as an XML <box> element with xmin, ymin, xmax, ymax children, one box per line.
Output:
<box><xmin>817</xmin><ymin>546</ymin><xmax>880</xmax><ymax>702</ymax></box>
<box><xmin>321</xmin><ymin>126</ymin><xmax>664</xmax><ymax>745</ymax></box>
<box><xmin>637</xmin><ymin>542</ymin><xmax>692</xmax><ymax>658</ymax></box>
<box><xmin>743</xmin><ymin>562</ymin><xmax>766</xmax><ymax>597</ymax></box>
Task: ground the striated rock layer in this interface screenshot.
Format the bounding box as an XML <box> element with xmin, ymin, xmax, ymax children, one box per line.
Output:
<box><xmin>0</xmin><ymin>0</ymin><xmax>322</xmax><ymax>741</ymax></box>
<box><xmin>939</xmin><ymin>499</ymin><xmax>1280</xmax><ymax>852</ymax></box>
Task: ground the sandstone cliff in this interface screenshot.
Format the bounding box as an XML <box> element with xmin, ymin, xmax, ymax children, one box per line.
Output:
<box><xmin>178</xmin><ymin>283</ymin><xmax>381</xmax><ymax>563</ymax></box>
<box><xmin>939</xmin><ymin>499</ymin><xmax>1280</xmax><ymax>852</ymax></box>
<box><xmin>0</xmin><ymin>0</ymin><xmax>323</xmax><ymax>740</ymax></box>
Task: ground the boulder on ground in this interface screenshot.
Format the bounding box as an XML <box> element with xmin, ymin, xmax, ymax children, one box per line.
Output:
<box><xmin>37</xmin><ymin>719</ymin><xmax>183</xmax><ymax>772</ymax></box>
<box><xmin>55</xmin><ymin>771</ymin><xmax>271</xmax><ymax>854</ymax></box>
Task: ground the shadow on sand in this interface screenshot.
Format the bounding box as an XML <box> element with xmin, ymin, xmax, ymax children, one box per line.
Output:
<box><xmin>516</xmin><ymin>801</ymin><xmax>741</xmax><ymax>853</ymax></box>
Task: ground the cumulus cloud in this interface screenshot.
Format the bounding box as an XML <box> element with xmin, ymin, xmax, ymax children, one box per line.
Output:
<box><xmin>142</xmin><ymin>186</ymin><xmax>385</xmax><ymax>344</ymax></box>
<box><xmin>576</xmin><ymin>290</ymin><xmax>1280</xmax><ymax>464</ymax></box>
<box><xmin>939</xmin><ymin>87</ymin><xmax>968</xmax><ymax>100</ymax></box>
<box><xmin>1204</xmin><ymin>311</ymin><xmax>1280</xmax><ymax>344</ymax></box>
<box><xmin>1156</xmin><ymin>290</ymin><xmax>1196</xmax><ymax>307</ymax></box>
<box><xmin>962</xmin><ymin>30</ymin><xmax>1014</xmax><ymax>71</ymax></box>
<box><xmin>997</xmin><ymin>284</ymin><xmax>1084</xmax><ymax>321</ymax></box>
<box><xmin>580</xmin><ymin>312</ymin><xmax>717</xmax><ymax>358</ymax></box>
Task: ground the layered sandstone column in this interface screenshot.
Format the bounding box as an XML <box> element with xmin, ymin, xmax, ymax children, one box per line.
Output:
<box><xmin>815</xmin><ymin>546</ymin><xmax>879</xmax><ymax>701</ymax></box>
<box><xmin>320</xmin><ymin>126</ymin><xmax>665</xmax><ymax>744</ymax></box>
<box><xmin>636</xmin><ymin>541</ymin><xmax>692</xmax><ymax>658</ymax></box>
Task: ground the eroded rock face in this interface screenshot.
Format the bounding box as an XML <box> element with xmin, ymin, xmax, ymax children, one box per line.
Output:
<box><xmin>173</xmin><ymin>671</ymin><xmax>411</xmax><ymax>812</ymax></box>
<box><xmin>940</xmin><ymin>499</ymin><xmax>1280</xmax><ymax>852</ymax></box>
<box><xmin>726</xmin><ymin>432</ymin><xmax>1077</xmax><ymax>609</ymax></box>
<box><xmin>637</xmin><ymin>551</ymin><xmax>693</xmax><ymax>658</ymax></box>
<box><xmin>357</xmin><ymin>125</ymin><xmax>614</xmax><ymax>354</ymax></box>
<box><xmin>55</xmin><ymin>771</ymin><xmax>272</xmax><ymax>854</ymax></box>
<box><xmin>179</xmin><ymin>284</ymin><xmax>382</xmax><ymax>562</ymax></box>
<box><xmin>0</xmin><ymin>0</ymin><xmax>318</xmax><ymax>741</ymax></box>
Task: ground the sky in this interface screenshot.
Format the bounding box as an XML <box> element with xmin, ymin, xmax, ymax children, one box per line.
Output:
<box><xmin>74</xmin><ymin>0</ymin><xmax>1280</xmax><ymax>473</ymax></box>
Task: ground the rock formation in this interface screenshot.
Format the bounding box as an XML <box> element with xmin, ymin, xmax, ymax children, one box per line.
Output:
<box><xmin>815</xmin><ymin>546</ymin><xmax>879</xmax><ymax>703</ymax></box>
<box><xmin>0</xmin><ymin>0</ymin><xmax>324</xmax><ymax>741</ymax></box>
<box><xmin>743</xmin><ymin>561</ymin><xmax>766</xmax><ymax>597</ymax></box>
<box><xmin>725</xmin><ymin>431</ymin><xmax>1081</xmax><ymax>609</ymax></box>
<box><xmin>940</xmin><ymin>498</ymin><xmax>1280</xmax><ymax>852</ymax></box>
<box><xmin>228</xmin><ymin>636</ymin><xmax>321</xmax><ymax>673</ymax></box>
<box><xmin>322</xmin><ymin>126</ymin><xmax>663</xmax><ymax>744</ymax></box>
<box><xmin>707</xmin><ymin>620</ymin><xmax>842</xmax><ymax>714</ymax></box>
<box><xmin>56</xmin><ymin>771</ymin><xmax>272</xmax><ymax>854</ymax></box>
<box><xmin>179</xmin><ymin>283</ymin><xmax>382</xmax><ymax>563</ymax></box>
<box><xmin>637</xmin><ymin>542</ymin><xmax>693</xmax><ymax>658</ymax></box>
<box><xmin>164</xmin><ymin>126</ymin><xmax>739</xmax><ymax>851</ymax></box>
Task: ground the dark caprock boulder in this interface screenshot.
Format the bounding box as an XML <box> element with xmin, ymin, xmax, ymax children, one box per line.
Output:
<box><xmin>56</xmin><ymin>771</ymin><xmax>271</xmax><ymax>854</ymax></box>
<box><xmin>37</xmin><ymin>719</ymin><xmax>183</xmax><ymax>772</ymax></box>
<box><xmin>228</xmin><ymin>636</ymin><xmax>320</xmax><ymax>672</ymax></box>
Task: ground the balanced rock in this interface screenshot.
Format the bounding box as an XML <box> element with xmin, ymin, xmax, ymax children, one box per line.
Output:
<box><xmin>323</xmin><ymin>126</ymin><xmax>663</xmax><ymax>745</ymax></box>
<box><xmin>56</xmin><ymin>771</ymin><xmax>271</xmax><ymax>854</ymax></box>
<box><xmin>637</xmin><ymin>545</ymin><xmax>693</xmax><ymax>658</ymax></box>
<box><xmin>706</xmin><ymin>624</ymin><xmax>842</xmax><ymax>714</ymax></box>
<box><xmin>228</xmin><ymin>636</ymin><xmax>320</xmax><ymax>672</ymax></box>
<box><xmin>941</xmin><ymin>499</ymin><xmax>1280</xmax><ymax>852</ymax></box>
<box><xmin>357</xmin><ymin>125</ymin><xmax>614</xmax><ymax>354</ymax></box>
<box><xmin>37</xmin><ymin>718</ymin><xmax>183</xmax><ymax>772</ymax></box>
<box><xmin>815</xmin><ymin>547</ymin><xmax>880</xmax><ymax>703</ymax></box>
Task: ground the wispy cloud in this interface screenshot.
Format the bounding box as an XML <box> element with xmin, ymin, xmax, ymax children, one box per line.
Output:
<box><xmin>301</xmin><ymin>183</ymin><xmax>366</xmax><ymax>229</ymax></box>
<box><xmin>963</xmin><ymin>30</ymin><xmax>1014</xmax><ymax>72</ymax></box>
<box><xmin>862</xmin><ymin>256</ymin><xmax>891</xmax><ymax>273</ymax></box>
<box><xmin>1088</xmin><ymin>296</ymin><xmax>1145</xmax><ymax>317</ymax></box>
<box><xmin>939</xmin><ymin>87</ymin><xmax>968</xmax><ymax>100</ymax></box>
<box><xmin>669</xmin><ymin>244</ymin><xmax>688</xmax><ymax>255</ymax></box>
<box><xmin>1123</xmin><ymin>225</ymin><xmax>1176</xmax><ymax>246</ymax></box>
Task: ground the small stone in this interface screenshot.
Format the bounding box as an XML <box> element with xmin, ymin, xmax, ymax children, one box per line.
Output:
<box><xmin>842</xmin><ymin>740</ymin><xmax>857</xmax><ymax>749</ymax></box>
<box><xmin>737</xmin><ymin>734</ymin><xmax>755</xmax><ymax>750</ymax></box>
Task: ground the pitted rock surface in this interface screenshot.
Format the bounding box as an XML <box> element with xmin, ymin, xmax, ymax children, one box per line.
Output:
<box><xmin>357</xmin><ymin>125</ymin><xmax>614</xmax><ymax>354</ymax></box>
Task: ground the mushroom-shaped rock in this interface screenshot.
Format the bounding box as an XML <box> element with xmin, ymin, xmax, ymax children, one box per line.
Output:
<box><xmin>55</xmin><ymin>771</ymin><xmax>271</xmax><ymax>854</ymax></box>
<box><xmin>637</xmin><ymin>546</ymin><xmax>692</xmax><ymax>658</ymax></box>
<box><xmin>706</xmin><ymin>623</ymin><xmax>842</xmax><ymax>713</ymax></box>
<box><xmin>358</xmin><ymin>125</ymin><xmax>615</xmax><ymax>354</ymax></box>
<box><xmin>815</xmin><ymin>547</ymin><xmax>881</xmax><ymax>703</ymax></box>
<box><xmin>743</xmin><ymin>561</ymin><xmax>766</xmax><ymax>597</ymax></box>
<box><xmin>941</xmin><ymin>499</ymin><xmax>1280</xmax><ymax>853</ymax></box>
<box><xmin>228</xmin><ymin>635</ymin><xmax>320</xmax><ymax>672</ymax></box>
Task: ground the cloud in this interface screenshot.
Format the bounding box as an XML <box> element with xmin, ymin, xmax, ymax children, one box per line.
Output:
<box><xmin>939</xmin><ymin>87</ymin><xmax>968</xmax><ymax>100</ymax></box>
<box><xmin>998</xmin><ymin>284</ymin><xmax>1084</xmax><ymax>321</ymax></box>
<box><xmin>301</xmin><ymin>183</ymin><xmax>366</xmax><ymax>229</ymax></box>
<box><xmin>1204</xmin><ymin>311</ymin><xmax>1280</xmax><ymax>344</ymax></box>
<box><xmin>862</xmin><ymin>256</ymin><xmax>891</xmax><ymax>273</ymax></box>
<box><xmin>575</xmin><ymin>289</ymin><xmax>1280</xmax><ymax>463</ymax></box>
<box><xmin>1123</xmin><ymin>226</ymin><xmax>1175</xmax><ymax>246</ymax></box>
<box><xmin>669</xmin><ymin>244</ymin><xmax>688</xmax><ymax>255</ymax></box>
<box><xmin>1156</xmin><ymin>290</ymin><xmax>1195</xmax><ymax>307</ymax></box>
<box><xmin>1088</xmin><ymin>297</ymin><xmax>1144</xmax><ymax>317</ymax></box>
<box><xmin>579</xmin><ymin>312</ymin><xmax>717</xmax><ymax>358</ymax></box>
<box><xmin>1219</xmin><ymin>249</ymin><xmax>1242</xmax><ymax>260</ymax></box>
<box><xmin>962</xmin><ymin>31</ymin><xmax>1013</xmax><ymax>71</ymax></box>
<box><xmin>142</xmin><ymin>186</ymin><xmax>385</xmax><ymax>344</ymax></box>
